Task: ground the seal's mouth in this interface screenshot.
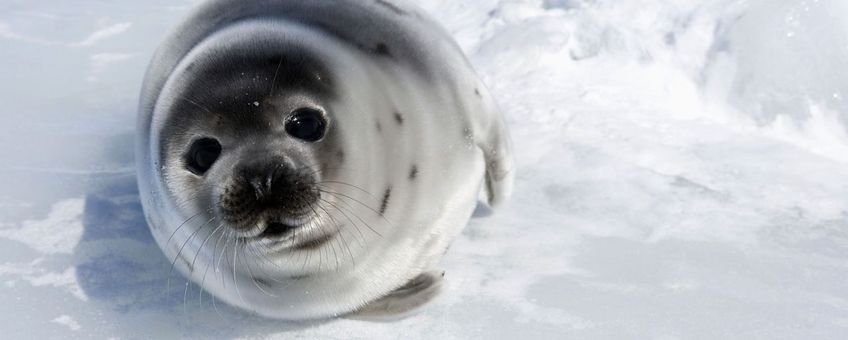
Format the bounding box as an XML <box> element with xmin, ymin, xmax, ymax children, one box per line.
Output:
<box><xmin>260</xmin><ymin>222</ymin><xmax>299</xmax><ymax>238</ymax></box>
<box><xmin>248</xmin><ymin>216</ymin><xmax>337</xmax><ymax>251</ymax></box>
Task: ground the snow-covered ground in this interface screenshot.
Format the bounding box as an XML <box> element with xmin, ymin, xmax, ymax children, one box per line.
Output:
<box><xmin>2</xmin><ymin>0</ymin><xmax>848</xmax><ymax>338</ymax></box>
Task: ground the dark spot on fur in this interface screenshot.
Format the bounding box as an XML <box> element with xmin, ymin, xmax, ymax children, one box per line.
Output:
<box><xmin>409</xmin><ymin>165</ymin><xmax>418</xmax><ymax>180</ymax></box>
<box><xmin>376</xmin><ymin>0</ymin><xmax>408</xmax><ymax>15</ymax></box>
<box><xmin>474</xmin><ymin>88</ymin><xmax>481</xmax><ymax>97</ymax></box>
<box><xmin>394</xmin><ymin>112</ymin><xmax>404</xmax><ymax>125</ymax></box>
<box><xmin>379</xmin><ymin>187</ymin><xmax>392</xmax><ymax>215</ymax></box>
<box><xmin>374</xmin><ymin>43</ymin><xmax>392</xmax><ymax>57</ymax></box>
<box><xmin>376</xmin><ymin>121</ymin><xmax>383</xmax><ymax>132</ymax></box>
<box><xmin>335</xmin><ymin>150</ymin><xmax>345</xmax><ymax>162</ymax></box>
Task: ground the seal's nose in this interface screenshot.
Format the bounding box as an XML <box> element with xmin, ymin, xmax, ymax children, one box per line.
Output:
<box><xmin>233</xmin><ymin>157</ymin><xmax>319</xmax><ymax>208</ymax></box>
<box><xmin>219</xmin><ymin>156</ymin><xmax>319</xmax><ymax>230</ymax></box>
<box><xmin>238</xmin><ymin>159</ymin><xmax>295</xmax><ymax>203</ymax></box>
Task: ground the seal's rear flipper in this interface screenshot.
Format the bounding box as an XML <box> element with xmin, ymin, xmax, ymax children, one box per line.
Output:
<box><xmin>350</xmin><ymin>271</ymin><xmax>444</xmax><ymax>319</ymax></box>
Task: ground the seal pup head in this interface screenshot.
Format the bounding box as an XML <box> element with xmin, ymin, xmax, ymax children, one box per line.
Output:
<box><xmin>164</xmin><ymin>52</ymin><xmax>334</xmax><ymax>244</ymax></box>
<box><xmin>154</xmin><ymin>23</ymin><xmax>376</xmax><ymax>284</ymax></box>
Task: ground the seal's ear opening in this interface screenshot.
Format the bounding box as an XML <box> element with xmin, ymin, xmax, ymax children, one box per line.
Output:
<box><xmin>185</xmin><ymin>137</ymin><xmax>222</xmax><ymax>175</ymax></box>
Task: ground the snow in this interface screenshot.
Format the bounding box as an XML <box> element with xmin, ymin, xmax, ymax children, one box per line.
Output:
<box><xmin>0</xmin><ymin>199</ymin><xmax>84</xmax><ymax>254</ymax></box>
<box><xmin>52</xmin><ymin>315</ymin><xmax>82</xmax><ymax>331</ymax></box>
<box><xmin>1</xmin><ymin>0</ymin><xmax>848</xmax><ymax>338</ymax></box>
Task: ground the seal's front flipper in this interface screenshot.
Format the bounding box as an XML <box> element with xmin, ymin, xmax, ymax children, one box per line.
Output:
<box><xmin>471</xmin><ymin>84</ymin><xmax>514</xmax><ymax>209</ymax></box>
<box><xmin>481</xmin><ymin>115</ymin><xmax>514</xmax><ymax>209</ymax></box>
<box><xmin>484</xmin><ymin>146</ymin><xmax>513</xmax><ymax>208</ymax></box>
<box><xmin>351</xmin><ymin>271</ymin><xmax>444</xmax><ymax>319</ymax></box>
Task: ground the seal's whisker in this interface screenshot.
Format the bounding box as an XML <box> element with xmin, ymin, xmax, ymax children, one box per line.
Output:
<box><xmin>171</xmin><ymin>182</ymin><xmax>227</xmax><ymax>203</ymax></box>
<box><xmin>317</xmin><ymin>181</ymin><xmax>380</xmax><ymax>201</ymax></box>
<box><xmin>244</xmin><ymin>242</ymin><xmax>280</xmax><ymax>268</ymax></box>
<box><xmin>321</xmin><ymin>204</ymin><xmax>356</xmax><ymax>270</ymax></box>
<box><xmin>196</xmin><ymin>222</ymin><xmax>225</xmax><ymax>307</ymax></box>
<box><xmin>250</xmin><ymin>246</ymin><xmax>291</xmax><ymax>286</ymax></box>
<box><xmin>300</xmin><ymin>163</ymin><xmax>369</xmax><ymax>185</ymax></box>
<box><xmin>317</xmin><ymin>234</ymin><xmax>325</xmax><ymax>272</ymax></box>
<box><xmin>192</xmin><ymin>222</ymin><xmax>226</xmax><ymax>273</ymax></box>
<box><xmin>244</xmin><ymin>245</ymin><xmax>288</xmax><ymax>283</ymax></box>
<box><xmin>299</xmin><ymin>160</ymin><xmax>329</xmax><ymax>179</ymax></box>
<box><xmin>174</xmin><ymin>182</ymin><xmax>228</xmax><ymax>203</ymax></box>
<box><xmin>183</xmin><ymin>275</ymin><xmax>191</xmax><ymax>317</ymax></box>
<box><xmin>249</xmin><ymin>240</ymin><xmax>289</xmax><ymax>269</ymax></box>
<box><xmin>242</xmin><ymin>246</ymin><xmax>278</xmax><ymax>298</ymax></box>
<box><xmin>218</xmin><ymin>230</ymin><xmax>232</xmax><ymax>289</ymax></box>
<box><xmin>318</xmin><ymin>198</ymin><xmax>366</xmax><ymax>248</ymax></box>
<box><xmin>170</xmin><ymin>182</ymin><xmax>228</xmax><ymax>206</ymax></box>
<box><xmin>320</xmin><ymin>194</ymin><xmax>382</xmax><ymax>237</ymax></box>
<box><xmin>210</xmin><ymin>230</ymin><xmax>229</xmax><ymax>322</ymax></box>
<box><xmin>268</xmin><ymin>56</ymin><xmax>283</xmax><ymax>97</ymax></box>
<box><xmin>211</xmin><ymin>221</ymin><xmax>229</xmax><ymax>284</ymax></box>
<box><xmin>167</xmin><ymin>214</ymin><xmax>215</xmax><ymax>295</ymax></box>
<box><xmin>164</xmin><ymin>210</ymin><xmax>204</xmax><ymax>254</ymax></box>
<box><xmin>322</xmin><ymin>208</ymin><xmax>348</xmax><ymax>272</ymax></box>
<box><xmin>307</xmin><ymin>202</ymin><xmax>345</xmax><ymax>270</ymax></box>
<box><xmin>322</xmin><ymin>217</ymin><xmax>341</xmax><ymax>272</ymax></box>
<box><xmin>300</xmin><ymin>235</ymin><xmax>314</xmax><ymax>272</ymax></box>
<box><xmin>308</xmin><ymin>205</ymin><xmax>327</xmax><ymax>273</ymax></box>
<box><xmin>320</xmin><ymin>201</ymin><xmax>363</xmax><ymax>270</ymax></box>
<box><xmin>321</xmin><ymin>189</ymin><xmax>382</xmax><ymax>213</ymax></box>
<box><xmin>320</xmin><ymin>189</ymin><xmax>392</xmax><ymax>232</ymax></box>
<box><xmin>211</xmin><ymin>289</ymin><xmax>226</xmax><ymax>322</ymax></box>
<box><xmin>179</xmin><ymin>97</ymin><xmax>213</xmax><ymax>114</ymax></box>
<box><xmin>199</xmin><ymin>236</ymin><xmax>216</xmax><ymax>307</ymax></box>
<box><xmin>173</xmin><ymin>191</ymin><xmax>204</xmax><ymax>209</ymax></box>
<box><xmin>232</xmin><ymin>236</ymin><xmax>248</xmax><ymax>306</ymax></box>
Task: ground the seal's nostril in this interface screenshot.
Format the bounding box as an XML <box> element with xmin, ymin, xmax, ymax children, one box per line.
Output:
<box><xmin>249</xmin><ymin>176</ymin><xmax>267</xmax><ymax>200</ymax></box>
<box><xmin>265</xmin><ymin>167</ymin><xmax>278</xmax><ymax>193</ymax></box>
<box><xmin>242</xmin><ymin>161</ymin><xmax>285</xmax><ymax>200</ymax></box>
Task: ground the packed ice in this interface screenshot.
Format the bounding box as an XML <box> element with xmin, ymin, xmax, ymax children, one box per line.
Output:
<box><xmin>1</xmin><ymin>0</ymin><xmax>847</xmax><ymax>338</ymax></box>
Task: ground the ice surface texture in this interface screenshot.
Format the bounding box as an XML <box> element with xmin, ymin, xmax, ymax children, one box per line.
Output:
<box><xmin>1</xmin><ymin>0</ymin><xmax>848</xmax><ymax>338</ymax></box>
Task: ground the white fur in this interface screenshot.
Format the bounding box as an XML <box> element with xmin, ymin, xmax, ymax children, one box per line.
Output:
<box><xmin>137</xmin><ymin>0</ymin><xmax>513</xmax><ymax>319</ymax></box>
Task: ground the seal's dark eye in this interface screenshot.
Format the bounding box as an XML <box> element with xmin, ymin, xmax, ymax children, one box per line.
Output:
<box><xmin>185</xmin><ymin>138</ymin><xmax>222</xmax><ymax>176</ymax></box>
<box><xmin>285</xmin><ymin>108</ymin><xmax>326</xmax><ymax>142</ymax></box>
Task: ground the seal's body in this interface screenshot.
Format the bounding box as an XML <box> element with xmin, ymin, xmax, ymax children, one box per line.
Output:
<box><xmin>137</xmin><ymin>0</ymin><xmax>513</xmax><ymax>319</ymax></box>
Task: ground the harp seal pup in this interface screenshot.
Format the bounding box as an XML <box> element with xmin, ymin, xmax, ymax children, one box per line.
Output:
<box><xmin>136</xmin><ymin>0</ymin><xmax>513</xmax><ymax>320</ymax></box>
